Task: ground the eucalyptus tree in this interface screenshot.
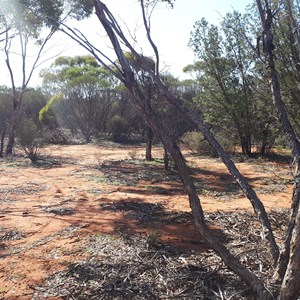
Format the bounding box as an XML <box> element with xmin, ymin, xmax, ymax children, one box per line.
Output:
<box><xmin>0</xmin><ymin>0</ymin><xmax>93</xmax><ymax>154</ymax></box>
<box><xmin>41</xmin><ymin>55</ymin><xmax>116</xmax><ymax>143</ymax></box>
<box><xmin>124</xmin><ymin>53</ymin><xmax>195</xmax><ymax>160</ymax></box>
<box><xmin>22</xmin><ymin>87</ymin><xmax>49</xmax><ymax>125</ymax></box>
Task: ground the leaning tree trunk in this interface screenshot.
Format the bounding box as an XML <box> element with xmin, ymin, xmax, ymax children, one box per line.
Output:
<box><xmin>127</xmin><ymin>78</ymin><xmax>273</xmax><ymax>300</ymax></box>
<box><xmin>255</xmin><ymin>1</ymin><xmax>300</xmax><ymax>298</ymax></box>
<box><xmin>92</xmin><ymin>2</ymin><xmax>275</xmax><ymax>298</ymax></box>
<box><xmin>123</xmin><ymin>4</ymin><xmax>279</xmax><ymax>259</ymax></box>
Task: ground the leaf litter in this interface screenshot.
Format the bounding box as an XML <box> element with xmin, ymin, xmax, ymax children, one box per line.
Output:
<box><xmin>32</xmin><ymin>209</ymin><xmax>289</xmax><ymax>300</ymax></box>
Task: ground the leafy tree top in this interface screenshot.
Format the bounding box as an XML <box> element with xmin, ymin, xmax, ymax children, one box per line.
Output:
<box><xmin>0</xmin><ymin>0</ymin><xmax>93</xmax><ymax>34</ymax></box>
<box><xmin>41</xmin><ymin>55</ymin><xmax>116</xmax><ymax>92</ymax></box>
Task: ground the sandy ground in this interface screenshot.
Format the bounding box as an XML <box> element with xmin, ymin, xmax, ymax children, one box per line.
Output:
<box><xmin>0</xmin><ymin>144</ymin><xmax>293</xmax><ymax>299</ymax></box>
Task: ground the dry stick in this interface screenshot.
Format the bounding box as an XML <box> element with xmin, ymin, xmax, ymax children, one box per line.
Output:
<box><xmin>255</xmin><ymin>0</ymin><xmax>300</xmax><ymax>298</ymax></box>
<box><xmin>93</xmin><ymin>1</ymin><xmax>274</xmax><ymax>298</ymax></box>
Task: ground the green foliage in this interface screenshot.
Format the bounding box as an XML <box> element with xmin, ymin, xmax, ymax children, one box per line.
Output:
<box><xmin>0</xmin><ymin>0</ymin><xmax>93</xmax><ymax>31</ymax></box>
<box><xmin>22</xmin><ymin>88</ymin><xmax>49</xmax><ymax>126</ymax></box>
<box><xmin>0</xmin><ymin>88</ymin><xmax>12</xmax><ymax>130</ymax></box>
<box><xmin>271</xmin><ymin>1</ymin><xmax>300</xmax><ymax>136</ymax></box>
<box><xmin>41</xmin><ymin>55</ymin><xmax>113</xmax><ymax>90</ymax></box>
<box><xmin>41</xmin><ymin>56</ymin><xmax>117</xmax><ymax>143</ymax></box>
<box><xmin>39</xmin><ymin>93</ymin><xmax>63</xmax><ymax>129</ymax></box>
<box><xmin>0</xmin><ymin>88</ymin><xmax>12</xmax><ymax>157</ymax></box>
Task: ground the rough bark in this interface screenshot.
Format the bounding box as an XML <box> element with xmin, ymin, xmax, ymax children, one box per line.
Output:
<box><xmin>279</xmin><ymin>174</ymin><xmax>300</xmax><ymax>300</ymax></box>
<box><xmin>285</xmin><ymin>0</ymin><xmax>300</xmax><ymax>61</ymax></box>
<box><xmin>163</xmin><ymin>146</ymin><xmax>169</xmax><ymax>170</ymax></box>
<box><xmin>5</xmin><ymin>129</ymin><xmax>15</xmax><ymax>156</ymax></box>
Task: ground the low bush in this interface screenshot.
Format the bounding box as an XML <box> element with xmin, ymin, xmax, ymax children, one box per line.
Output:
<box><xmin>16</xmin><ymin>119</ymin><xmax>43</xmax><ymax>163</ymax></box>
<box><xmin>182</xmin><ymin>131</ymin><xmax>218</xmax><ymax>157</ymax></box>
<box><xmin>108</xmin><ymin>115</ymin><xmax>130</xmax><ymax>142</ymax></box>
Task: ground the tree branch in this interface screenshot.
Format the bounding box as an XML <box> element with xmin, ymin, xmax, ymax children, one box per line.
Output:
<box><xmin>140</xmin><ymin>0</ymin><xmax>160</xmax><ymax>75</ymax></box>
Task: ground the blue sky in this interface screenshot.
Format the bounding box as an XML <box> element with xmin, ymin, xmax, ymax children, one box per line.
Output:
<box><xmin>1</xmin><ymin>0</ymin><xmax>252</xmax><ymax>86</ymax></box>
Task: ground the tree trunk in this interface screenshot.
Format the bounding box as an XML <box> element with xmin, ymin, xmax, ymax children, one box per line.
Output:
<box><xmin>5</xmin><ymin>125</ymin><xmax>15</xmax><ymax>156</ymax></box>
<box><xmin>0</xmin><ymin>129</ymin><xmax>6</xmax><ymax>158</ymax></box>
<box><xmin>129</xmin><ymin>80</ymin><xmax>274</xmax><ymax>300</ymax></box>
<box><xmin>155</xmin><ymin>81</ymin><xmax>279</xmax><ymax>262</ymax></box>
<box><xmin>5</xmin><ymin>100</ymin><xmax>20</xmax><ymax>156</ymax></box>
<box><xmin>145</xmin><ymin>125</ymin><xmax>153</xmax><ymax>161</ymax></box>
<box><xmin>259</xmin><ymin>128</ymin><xmax>270</xmax><ymax>157</ymax></box>
<box><xmin>163</xmin><ymin>146</ymin><xmax>169</xmax><ymax>170</ymax></box>
<box><xmin>241</xmin><ymin>135</ymin><xmax>252</xmax><ymax>156</ymax></box>
<box><xmin>62</xmin><ymin>4</ymin><xmax>278</xmax><ymax>263</ymax></box>
<box><xmin>279</xmin><ymin>173</ymin><xmax>300</xmax><ymax>299</ymax></box>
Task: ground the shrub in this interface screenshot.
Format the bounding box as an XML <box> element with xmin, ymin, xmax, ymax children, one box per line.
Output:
<box><xmin>16</xmin><ymin>119</ymin><xmax>43</xmax><ymax>163</ymax></box>
<box><xmin>108</xmin><ymin>115</ymin><xmax>130</xmax><ymax>142</ymax></box>
<box><xmin>42</xmin><ymin>128</ymin><xmax>69</xmax><ymax>145</ymax></box>
<box><xmin>182</xmin><ymin>131</ymin><xmax>218</xmax><ymax>157</ymax></box>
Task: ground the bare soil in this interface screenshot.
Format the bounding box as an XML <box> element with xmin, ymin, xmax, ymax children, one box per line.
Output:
<box><xmin>0</xmin><ymin>143</ymin><xmax>293</xmax><ymax>299</ymax></box>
